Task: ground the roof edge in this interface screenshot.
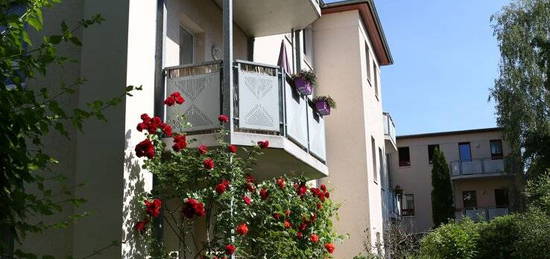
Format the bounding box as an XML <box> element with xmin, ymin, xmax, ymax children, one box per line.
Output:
<box><xmin>397</xmin><ymin>127</ymin><xmax>503</xmax><ymax>140</ymax></box>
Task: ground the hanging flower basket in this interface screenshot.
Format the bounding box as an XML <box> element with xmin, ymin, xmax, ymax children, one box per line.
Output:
<box><xmin>291</xmin><ymin>70</ymin><xmax>317</xmax><ymax>96</ymax></box>
<box><xmin>312</xmin><ymin>96</ymin><xmax>336</xmax><ymax>116</ymax></box>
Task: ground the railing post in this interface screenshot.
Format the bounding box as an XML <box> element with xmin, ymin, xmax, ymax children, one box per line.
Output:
<box><xmin>223</xmin><ymin>0</ymin><xmax>234</xmax><ymax>141</ymax></box>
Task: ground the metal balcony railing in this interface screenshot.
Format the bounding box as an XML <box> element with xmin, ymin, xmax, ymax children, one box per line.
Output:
<box><xmin>383</xmin><ymin>112</ymin><xmax>396</xmax><ymax>147</ymax></box>
<box><xmin>450</xmin><ymin>158</ymin><xmax>506</xmax><ymax>178</ymax></box>
<box><xmin>163</xmin><ymin>60</ymin><xmax>326</xmax><ymax>162</ymax></box>
<box><xmin>456</xmin><ymin>207</ymin><xmax>509</xmax><ymax>221</ymax></box>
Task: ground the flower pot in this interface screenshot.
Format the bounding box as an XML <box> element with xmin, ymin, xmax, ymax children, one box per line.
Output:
<box><xmin>315</xmin><ymin>100</ymin><xmax>331</xmax><ymax>116</ymax></box>
<box><xmin>294</xmin><ymin>77</ymin><xmax>313</xmax><ymax>95</ymax></box>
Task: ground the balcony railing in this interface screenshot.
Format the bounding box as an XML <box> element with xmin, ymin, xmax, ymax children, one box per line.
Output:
<box><xmin>163</xmin><ymin>60</ymin><xmax>327</xmax><ymax>167</ymax></box>
<box><xmin>456</xmin><ymin>207</ymin><xmax>509</xmax><ymax>221</ymax></box>
<box><xmin>383</xmin><ymin>112</ymin><xmax>396</xmax><ymax>149</ymax></box>
<box><xmin>450</xmin><ymin>158</ymin><xmax>506</xmax><ymax>179</ymax></box>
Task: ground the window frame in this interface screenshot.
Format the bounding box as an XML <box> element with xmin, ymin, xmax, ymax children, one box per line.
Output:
<box><xmin>401</xmin><ymin>194</ymin><xmax>415</xmax><ymax>216</ymax></box>
<box><xmin>179</xmin><ymin>26</ymin><xmax>195</xmax><ymax>65</ymax></box>
<box><xmin>458</xmin><ymin>142</ymin><xmax>472</xmax><ymax>162</ymax></box>
<box><xmin>462</xmin><ymin>190</ymin><xmax>478</xmax><ymax>209</ymax></box>
<box><xmin>371</xmin><ymin>137</ymin><xmax>378</xmax><ymax>183</ymax></box>
<box><xmin>428</xmin><ymin>144</ymin><xmax>440</xmax><ymax>164</ymax></box>
<box><xmin>490</xmin><ymin>139</ymin><xmax>504</xmax><ymax>160</ymax></box>
<box><xmin>365</xmin><ymin>42</ymin><xmax>371</xmax><ymax>83</ymax></box>
<box><xmin>398</xmin><ymin>147</ymin><xmax>411</xmax><ymax>167</ymax></box>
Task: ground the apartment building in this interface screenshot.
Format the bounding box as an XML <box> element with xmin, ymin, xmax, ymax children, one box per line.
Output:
<box><xmin>17</xmin><ymin>0</ymin><xmax>396</xmax><ymax>257</ymax></box>
<box><xmin>389</xmin><ymin>128</ymin><xmax>519</xmax><ymax>233</ymax></box>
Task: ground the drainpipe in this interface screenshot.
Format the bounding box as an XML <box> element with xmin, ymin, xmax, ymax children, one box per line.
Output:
<box><xmin>153</xmin><ymin>0</ymin><xmax>166</xmax><ymax>250</ymax></box>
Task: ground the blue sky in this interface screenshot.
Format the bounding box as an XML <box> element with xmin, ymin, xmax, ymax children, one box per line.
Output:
<box><xmin>325</xmin><ymin>0</ymin><xmax>511</xmax><ymax>135</ymax></box>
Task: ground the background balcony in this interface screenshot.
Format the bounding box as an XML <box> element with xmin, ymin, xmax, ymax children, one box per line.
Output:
<box><xmin>456</xmin><ymin>207</ymin><xmax>509</xmax><ymax>221</ymax></box>
<box><xmin>450</xmin><ymin>158</ymin><xmax>507</xmax><ymax>180</ymax></box>
<box><xmin>383</xmin><ymin>112</ymin><xmax>397</xmax><ymax>150</ymax></box>
<box><xmin>164</xmin><ymin>60</ymin><xmax>327</xmax><ymax>179</ymax></box>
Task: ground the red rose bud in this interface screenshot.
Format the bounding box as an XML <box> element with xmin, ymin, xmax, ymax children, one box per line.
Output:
<box><xmin>257</xmin><ymin>140</ymin><xmax>269</xmax><ymax>149</ymax></box>
<box><xmin>325</xmin><ymin>243</ymin><xmax>335</xmax><ymax>254</ymax></box>
<box><xmin>171</xmin><ymin>92</ymin><xmax>185</xmax><ymax>104</ymax></box>
<box><xmin>273</xmin><ymin>213</ymin><xmax>281</xmax><ymax>220</ymax></box>
<box><xmin>297</xmin><ymin>232</ymin><xmax>304</xmax><ymax>239</ymax></box>
<box><xmin>218</xmin><ymin>114</ymin><xmax>229</xmax><ymax>123</ymax></box>
<box><xmin>284</xmin><ymin>220</ymin><xmax>292</xmax><ymax>229</ymax></box>
<box><xmin>198</xmin><ymin>145</ymin><xmax>208</xmax><ymax>154</ymax></box>
<box><xmin>245</xmin><ymin>175</ymin><xmax>256</xmax><ymax>183</ymax></box>
<box><xmin>276</xmin><ymin>178</ymin><xmax>286</xmax><ymax>189</ymax></box>
<box><xmin>320</xmin><ymin>184</ymin><xmax>327</xmax><ymax>192</ymax></box>
<box><xmin>134</xmin><ymin>220</ymin><xmax>148</xmax><ymax>234</ymax></box>
<box><xmin>172</xmin><ymin>134</ymin><xmax>187</xmax><ymax>152</ymax></box>
<box><xmin>299</xmin><ymin>223</ymin><xmax>308</xmax><ymax>231</ymax></box>
<box><xmin>225</xmin><ymin>244</ymin><xmax>236</xmax><ymax>255</ymax></box>
<box><xmin>141</xmin><ymin>113</ymin><xmax>151</xmax><ymax>121</ymax></box>
<box><xmin>260</xmin><ymin>188</ymin><xmax>269</xmax><ymax>200</ymax></box>
<box><xmin>135</xmin><ymin>139</ymin><xmax>155</xmax><ymax>159</ymax></box>
<box><xmin>161</xmin><ymin>123</ymin><xmax>172</xmax><ymax>137</ymax></box>
<box><xmin>325</xmin><ymin>192</ymin><xmax>330</xmax><ymax>198</ymax></box>
<box><xmin>243</xmin><ymin>196</ymin><xmax>252</xmax><ymax>205</ymax></box>
<box><xmin>227</xmin><ymin>145</ymin><xmax>238</xmax><ymax>153</ymax></box>
<box><xmin>310</xmin><ymin>234</ymin><xmax>319</xmax><ymax>243</ymax></box>
<box><xmin>215</xmin><ymin>179</ymin><xmax>230</xmax><ymax>194</ymax></box>
<box><xmin>245</xmin><ymin>182</ymin><xmax>256</xmax><ymax>192</ymax></box>
<box><xmin>144</xmin><ymin>199</ymin><xmax>162</xmax><ymax>218</ymax></box>
<box><xmin>164</xmin><ymin>96</ymin><xmax>175</xmax><ymax>106</ymax></box>
<box><xmin>136</xmin><ymin>122</ymin><xmax>147</xmax><ymax>132</ymax></box>
<box><xmin>203</xmin><ymin>158</ymin><xmax>215</xmax><ymax>170</ymax></box>
<box><xmin>236</xmin><ymin>223</ymin><xmax>249</xmax><ymax>235</ymax></box>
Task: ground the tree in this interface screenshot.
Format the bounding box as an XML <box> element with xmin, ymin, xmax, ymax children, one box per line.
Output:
<box><xmin>1</xmin><ymin>0</ymin><xmax>138</xmax><ymax>256</ymax></box>
<box><xmin>431</xmin><ymin>148</ymin><xmax>454</xmax><ymax>227</ymax></box>
<box><xmin>491</xmin><ymin>0</ymin><xmax>550</xmax><ymax>179</ymax></box>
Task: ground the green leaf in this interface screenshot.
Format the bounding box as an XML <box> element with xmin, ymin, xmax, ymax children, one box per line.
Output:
<box><xmin>69</xmin><ymin>36</ymin><xmax>82</xmax><ymax>46</ymax></box>
<box><xmin>49</xmin><ymin>35</ymin><xmax>63</xmax><ymax>44</ymax></box>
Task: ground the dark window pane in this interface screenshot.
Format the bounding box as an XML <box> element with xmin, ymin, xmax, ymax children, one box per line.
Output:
<box><xmin>490</xmin><ymin>140</ymin><xmax>503</xmax><ymax>160</ymax></box>
<box><xmin>372</xmin><ymin>137</ymin><xmax>377</xmax><ymax>182</ymax></box>
<box><xmin>495</xmin><ymin>189</ymin><xmax>509</xmax><ymax>208</ymax></box>
<box><xmin>179</xmin><ymin>27</ymin><xmax>194</xmax><ymax>65</ymax></box>
<box><xmin>398</xmin><ymin>147</ymin><xmax>410</xmax><ymax>166</ymax></box>
<box><xmin>462</xmin><ymin>191</ymin><xmax>477</xmax><ymax>209</ymax></box>
<box><xmin>401</xmin><ymin>194</ymin><xmax>415</xmax><ymax>216</ymax></box>
<box><xmin>459</xmin><ymin>142</ymin><xmax>472</xmax><ymax>161</ymax></box>
<box><xmin>428</xmin><ymin>144</ymin><xmax>439</xmax><ymax>164</ymax></box>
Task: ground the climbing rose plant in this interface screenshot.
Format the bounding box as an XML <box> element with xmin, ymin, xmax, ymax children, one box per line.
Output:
<box><xmin>133</xmin><ymin>92</ymin><xmax>342</xmax><ymax>258</ymax></box>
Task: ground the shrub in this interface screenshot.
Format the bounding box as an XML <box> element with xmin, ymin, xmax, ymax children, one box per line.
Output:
<box><xmin>512</xmin><ymin>210</ymin><xmax>550</xmax><ymax>259</ymax></box>
<box><xmin>477</xmin><ymin>214</ymin><xmax>520</xmax><ymax>259</ymax></box>
<box><xmin>419</xmin><ymin>219</ymin><xmax>480</xmax><ymax>259</ymax></box>
<box><xmin>525</xmin><ymin>172</ymin><xmax>550</xmax><ymax>214</ymax></box>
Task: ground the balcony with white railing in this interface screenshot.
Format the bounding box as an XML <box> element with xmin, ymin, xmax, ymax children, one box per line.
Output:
<box><xmin>163</xmin><ymin>60</ymin><xmax>328</xmax><ymax>179</ymax></box>
<box><xmin>383</xmin><ymin>112</ymin><xmax>397</xmax><ymax>151</ymax></box>
<box><xmin>456</xmin><ymin>207</ymin><xmax>510</xmax><ymax>222</ymax></box>
<box><xmin>450</xmin><ymin>158</ymin><xmax>508</xmax><ymax>180</ymax></box>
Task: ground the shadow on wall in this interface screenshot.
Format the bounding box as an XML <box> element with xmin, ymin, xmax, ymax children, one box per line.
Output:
<box><xmin>121</xmin><ymin>129</ymin><xmax>148</xmax><ymax>258</ymax></box>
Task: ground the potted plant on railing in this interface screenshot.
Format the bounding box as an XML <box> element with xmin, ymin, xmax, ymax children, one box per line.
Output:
<box><xmin>291</xmin><ymin>70</ymin><xmax>317</xmax><ymax>95</ymax></box>
<box><xmin>313</xmin><ymin>96</ymin><xmax>336</xmax><ymax>116</ymax></box>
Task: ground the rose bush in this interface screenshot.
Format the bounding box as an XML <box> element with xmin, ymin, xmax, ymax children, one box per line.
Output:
<box><xmin>133</xmin><ymin>92</ymin><xmax>342</xmax><ymax>258</ymax></box>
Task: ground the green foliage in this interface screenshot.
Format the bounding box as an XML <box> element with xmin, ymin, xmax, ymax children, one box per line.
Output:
<box><xmin>0</xmin><ymin>0</ymin><xmax>138</xmax><ymax>256</ymax></box>
<box><xmin>476</xmin><ymin>215</ymin><xmax>520</xmax><ymax>259</ymax></box>
<box><xmin>525</xmin><ymin>171</ymin><xmax>550</xmax><ymax>214</ymax></box>
<box><xmin>491</xmin><ymin>0</ymin><xmax>550</xmax><ymax>179</ymax></box>
<box><xmin>136</xmin><ymin>116</ymin><xmax>342</xmax><ymax>258</ymax></box>
<box><xmin>419</xmin><ymin>219</ymin><xmax>480</xmax><ymax>259</ymax></box>
<box><xmin>313</xmin><ymin>96</ymin><xmax>336</xmax><ymax>108</ymax></box>
<box><xmin>512</xmin><ymin>210</ymin><xmax>550</xmax><ymax>258</ymax></box>
<box><xmin>430</xmin><ymin>148</ymin><xmax>454</xmax><ymax>227</ymax></box>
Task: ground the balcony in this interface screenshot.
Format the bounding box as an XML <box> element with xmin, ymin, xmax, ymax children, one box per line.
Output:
<box><xmin>383</xmin><ymin>112</ymin><xmax>397</xmax><ymax>150</ymax></box>
<box><xmin>456</xmin><ymin>207</ymin><xmax>509</xmax><ymax>222</ymax></box>
<box><xmin>213</xmin><ymin>0</ymin><xmax>321</xmax><ymax>37</ymax></box>
<box><xmin>450</xmin><ymin>158</ymin><xmax>508</xmax><ymax>180</ymax></box>
<box><xmin>163</xmin><ymin>60</ymin><xmax>328</xmax><ymax>179</ymax></box>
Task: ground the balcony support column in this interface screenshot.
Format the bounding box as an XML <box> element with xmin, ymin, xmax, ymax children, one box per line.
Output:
<box><xmin>223</xmin><ymin>0</ymin><xmax>234</xmax><ymax>137</ymax></box>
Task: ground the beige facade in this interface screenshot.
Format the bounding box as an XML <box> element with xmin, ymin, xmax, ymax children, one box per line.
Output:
<box><xmin>390</xmin><ymin>128</ymin><xmax>518</xmax><ymax>233</ymax></box>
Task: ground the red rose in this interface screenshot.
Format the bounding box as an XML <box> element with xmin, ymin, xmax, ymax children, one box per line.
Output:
<box><xmin>320</xmin><ymin>184</ymin><xmax>327</xmax><ymax>192</ymax></box>
<box><xmin>273</xmin><ymin>213</ymin><xmax>281</xmax><ymax>220</ymax></box>
<box><xmin>136</xmin><ymin>122</ymin><xmax>147</xmax><ymax>132</ymax></box>
<box><xmin>182</xmin><ymin>198</ymin><xmax>206</xmax><ymax>219</ymax></box>
<box><xmin>141</xmin><ymin>113</ymin><xmax>151</xmax><ymax>121</ymax></box>
<box><xmin>297</xmin><ymin>232</ymin><xmax>304</xmax><ymax>239</ymax></box>
<box><xmin>135</xmin><ymin>139</ymin><xmax>155</xmax><ymax>159</ymax></box>
<box><xmin>245</xmin><ymin>175</ymin><xmax>255</xmax><ymax>183</ymax></box>
<box><xmin>164</xmin><ymin>96</ymin><xmax>175</xmax><ymax>106</ymax></box>
<box><xmin>215</xmin><ymin>179</ymin><xmax>230</xmax><ymax>194</ymax></box>
<box><xmin>203</xmin><ymin>158</ymin><xmax>215</xmax><ymax>170</ymax></box>
<box><xmin>324</xmin><ymin>243</ymin><xmax>335</xmax><ymax>254</ymax></box>
<box><xmin>198</xmin><ymin>145</ymin><xmax>208</xmax><ymax>154</ymax></box>
<box><xmin>259</xmin><ymin>188</ymin><xmax>269</xmax><ymax>200</ymax></box>
<box><xmin>257</xmin><ymin>140</ymin><xmax>269</xmax><ymax>149</ymax></box>
<box><xmin>284</xmin><ymin>220</ymin><xmax>292</xmax><ymax>229</ymax></box>
<box><xmin>134</xmin><ymin>220</ymin><xmax>148</xmax><ymax>234</ymax></box>
<box><xmin>299</xmin><ymin>223</ymin><xmax>308</xmax><ymax>231</ymax></box>
<box><xmin>276</xmin><ymin>178</ymin><xmax>286</xmax><ymax>189</ymax></box>
<box><xmin>145</xmin><ymin>199</ymin><xmax>162</xmax><ymax>218</ymax></box>
<box><xmin>243</xmin><ymin>196</ymin><xmax>252</xmax><ymax>205</ymax></box>
<box><xmin>164</xmin><ymin>92</ymin><xmax>185</xmax><ymax>106</ymax></box>
<box><xmin>161</xmin><ymin>123</ymin><xmax>172</xmax><ymax>137</ymax></box>
<box><xmin>227</xmin><ymin>145</ymin><xmax>238</xmax><ymax>153</ymax></box>
<box><xmin>236</xmin><ymin>223</ymin><xmax>249</xmax><ymax>235</ymax></box>
<box><xmin>218</xmin><ymin>114</ymin><xmax>229</xmax><ymax>123</ymax></box>
<box><xmin>325</xmin><ymin>192</ymin><xmax>330</xmax><ymax>198</ymax></box>
<box><xmin>310</xmin><ymin>234</ymin><xmax>319</xmax><ymax>243</ymax></box>
<box><xmin>225</xmin><ymin>244</ymin><xmax>236</xmax><ymax>255</ymax></box>
<box><xmin>316</xmin><ymin>203</ymin><xmax>323</xmax><ymax>210</ymax></box>
<box><xmin>297</xmin><ymin>184</ymin><xmax>307</xmax><ymax>196</ymax></box>
<box><xmin>245</xmin><ymin>182</ymin><xmax>256</xmax><ymax>192</ymax></box>
<box><xmin>172</xmin><ymin>134</ymin><xmax>187</xmax><ymax>152</ymax></box>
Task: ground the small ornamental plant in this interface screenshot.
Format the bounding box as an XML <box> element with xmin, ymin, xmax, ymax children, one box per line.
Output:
<box><xmin>291</xmin><ymin>70</ymin><xmax>318</xmax><ymax>95</ymax></box>
<box><xmin>312</xmin><ymin>96</ymin><xmax>336</xmax><ymax>116</ymax></box>
<box><xmin>133</xmin><ymin>91</ymin><xmax>343</xmax><ymax>258</ymax></box>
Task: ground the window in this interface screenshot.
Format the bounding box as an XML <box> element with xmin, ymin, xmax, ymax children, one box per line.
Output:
<box><xmin>373</xmin><ymin>61</ymin><xmax>379</xmax><ymax>98</ymax></box>
<box><xmin>398</xmin><ymin>147</ymin><xmax>411</xmax><ymax>166</ymax></box>
<box><xmin>365</xmin><ymin>42</ymin><xmax>371</xmax><ymax>81</ymax></box>
<box><xmin>303</xmin><ymin>26</ymin><xmax>313</xmax><ymax>63</ymax></box>
<box><xmin>458</xmin><ymin>142</ymin><xmax>472</xmax><ymax>161</ymax></box>
<box><xmin>490</xmin><ymin>139</ymin><xmax>503</xmax><ymax>160</ymax></box>
<box><xmin>179</xmin><ymin>26</ymin><xmax>194</xmax><ymax>65</ymax></box>
<box><xmin>462</xmin><ymin>191</ymin><xmax>477</xmax><ymax>209</ymax></box>
<box><xmin>401</xmin><ymin>194</ymin><xmax>415</xmax><ymax>216</ymax></box>
<box><xmin>372</xmin><ymin>137</ymin><xmax>378</xmax><ymax>183</ymax></box>
<box><xmin>379</xmin><ymin>148</ymin><xmax>384</xmax><ymax>186</ymax></box>
<box><xmin>495</xmin><ymin>189</ymin><xmax>509</xmax><ymax>208</ymax></box>
<box><xmin>428</xmin><ymin>144</ymin><xmax>440</xmax><ymax>164</ymax></box>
